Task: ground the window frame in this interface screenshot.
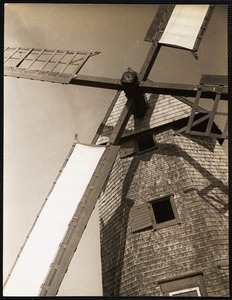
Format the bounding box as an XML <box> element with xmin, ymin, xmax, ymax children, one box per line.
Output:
<box><xmin>169</xmin><ymin>286</ymin><xmax>201</xmax><ymax>296</ymax></box>
<box><xmin>158</xmin><ymin>272</ymin><xmax>208</xmax><ymax>297</ymax></box>
<box><xmin>148</xmin><ymin>194</ymin><xmax>181</xmax><ymax>230</ymax></box>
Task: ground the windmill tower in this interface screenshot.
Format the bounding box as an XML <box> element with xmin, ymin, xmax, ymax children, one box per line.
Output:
<box><xmin>4</xmin><ymin>4</ymin><xmax>228</xmax><ymax>297</ymax></box>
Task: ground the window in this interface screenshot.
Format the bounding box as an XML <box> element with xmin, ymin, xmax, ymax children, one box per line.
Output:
<box><xmin>135</xmin><ymin>132</ymin><xmax>157</xmax><ymax>153</ymax></box>
<box><xmin>129</xmin><ymin>194</ymin><xmax>180</xmax><ymax>233</ymax></box>
<box><xmin>159</xmin><ymin>272</ymin><xmax>207</xmax><ymax>297</ymax></box>
<box><xmin>150</xmin><ymin>195</ymin><xmax>180</xmax><ymax>230</ymax></box>
<box><xmin>169</xmin><ymin>287</ymin><xmax>201</xmax><ymax>296</ymax></box>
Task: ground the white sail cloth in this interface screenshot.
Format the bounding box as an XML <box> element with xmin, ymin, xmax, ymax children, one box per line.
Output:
<box><xmin>159</xmin><ymin>5</ymin><xmax>209</xmax><ymax>50</ymax></box>
<box><xmin>4</xmin><ymin>143</ymin><xmax>105</xmax><ymax>296</ymax></box>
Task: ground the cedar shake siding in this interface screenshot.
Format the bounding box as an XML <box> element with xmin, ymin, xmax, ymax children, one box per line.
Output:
<box><xmin>96</xmin><ymin>91</ymin><xmax>228</xmax><ymax>296</ymax></box>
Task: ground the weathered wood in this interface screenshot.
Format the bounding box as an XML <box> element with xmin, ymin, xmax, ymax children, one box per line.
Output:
<box><xmin>205</xmin><ymin>88</ymin><xmax>222</xmax><ymax>135</ymax></box>
<box><xmin>200</xmin><ymin>74</ymin><xmax>228</xmax><ymax>86</ymax></box>
<box><xmin>185</xmin><ymin>86</ymin><xmax>203</xmax><ymax>133</ymax></box>
<box><xmin>144</xmin><ymin>5</ymin><xmax>175</xmax><ymax>42</ymax></box>
<box><xmin>139</xmin><ymin>81</ymin><xmax>228</xmax><ymax>100</ymax></box>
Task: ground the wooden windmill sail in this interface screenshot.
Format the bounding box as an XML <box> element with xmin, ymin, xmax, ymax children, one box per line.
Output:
<box><xmin>4</xmin><ymin>4</ymin><xmax>228</xmax><ymax>296</ymax></box>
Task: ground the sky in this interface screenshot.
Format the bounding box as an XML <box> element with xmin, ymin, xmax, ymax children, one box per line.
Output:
<box><xmin>3</xmin><ymin>4</ymin><xmax>228</xmax><ymax>296</ymax></box>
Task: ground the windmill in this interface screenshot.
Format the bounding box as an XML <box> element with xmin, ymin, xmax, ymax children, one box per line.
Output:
<box><xmin>4</xmin><ymin>4</ymin><xmax>228</xmax><ymax>297</ymax></box>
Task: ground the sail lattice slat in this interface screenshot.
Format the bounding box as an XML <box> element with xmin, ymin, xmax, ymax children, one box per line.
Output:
<box><xmin>4</xmin><ymin>47</ymin><xmax>99</xmax><ymax>84</ymax></box>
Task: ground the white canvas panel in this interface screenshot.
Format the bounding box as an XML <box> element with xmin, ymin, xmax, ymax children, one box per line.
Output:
<box><xmin>159</xmin><ymin>5</ymin><xmax>209</xmax><ymax>50</ymax></box>
<box><xmin>4</xmin><ymin>143</ymin><xmax>105</xmax><ymax>296</ymax></box>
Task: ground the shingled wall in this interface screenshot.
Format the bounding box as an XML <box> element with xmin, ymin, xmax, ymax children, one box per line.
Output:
<box><xmin>97</xmin><ymin>92</ymin><xmax>229</xmax><ymax>296</ymax></box>
<box><xmin>95</xmin><ymin>93</ymin><xmax>192</xmax><ymax>145</ymax></box>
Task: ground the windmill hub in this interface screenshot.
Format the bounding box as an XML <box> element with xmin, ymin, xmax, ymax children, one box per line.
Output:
<box><xmin>120</xmin><ymin>70</ymin><xmax>138</xmax><ymax>88</ymax></box>
<box><xmin>120</xmin><ymin>70</ymin><xmax>148</xmax><ymax>118</ymax></box>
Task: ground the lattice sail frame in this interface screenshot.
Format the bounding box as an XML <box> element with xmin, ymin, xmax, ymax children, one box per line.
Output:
<box><xmin>175</xmin><ymin>75</ymin><xmax>228</xmax><ymax>139</ymax></box>
<box><xmin>4</xmin><ymin>47</ymin><xmax>100</xmax><ymax>84</ymax></box>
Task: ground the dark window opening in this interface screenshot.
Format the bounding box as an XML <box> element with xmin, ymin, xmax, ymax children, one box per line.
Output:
<box><xmin>149</xmin><ymin>195</ymin><xmax>180</xmax><ymax>230</ymax></box>
<box><xmin>129</xmin><ymin>195</ymin><xmax>180</xmax><ymax>233</ymax></box>
<box><xmin>152</xmin><ymin>198</ymin><xmax>175</xmax><ymax>223</ymax></box>
<box><xmin>136</xmin><ymin>133</ymin><xmax>157</xmax><ymax>153</ymax></box>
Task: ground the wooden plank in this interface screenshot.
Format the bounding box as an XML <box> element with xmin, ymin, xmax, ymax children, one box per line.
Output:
<box><xmin>91</xmin><ymin>90</ymin><xmax>122</xmax><ymax>144</ymax></box>
<box><xmin>4</xmin><ymin>68</ymin><xmax>73</xmax><ymax>84</ymax></box>
<box><xmin>205</xmin><ymin>89</ymin><xmax>221</xmax><ymax>135</ymax></box>
<box><xmin>193</xmin><ymin>5</ymin><xmax>215</xmax><ymax>52</ymax></box>
<box><xmin>188</xmin><ymin>130</ymin><xmax>228</xmax><ymax>139</ymax></box>
<box><xmin>222</xmin><ymin>119</ymin><xmax>228</xmax><ymax>139</ymax></box>
<box><xmin>200</xmin><ymin>74</ymin><xmax>228</xmax><ymax>86</ymax></box>
<box><xmin>39</xmin><ymin>145</ymin><xmax>120</xmax><ymax>296</ymax></box>
<box><xmin>129</xmin><ymin>203</ymin><xmax>153</xmax><ymax>233</ymax></box>
<box><xmin>175</xmin><ymin>113</ymin><xmax>210</xmax><ymax>135</ymax></box>
<box><xmin>185</xmin><ymin>86</ymin><xmax>203</xmax><ymax>133</ymax></box>
<box><xmin>189</xmin><ymin>113</ymin><xmax>210</xmax><ymax>128</ymax></box>
<box><xmin>139</xmin><ymin>43</ymin><xmax>161</xmax><ymax>81</ymax></box>
<box><xmin>70</xmin><ymin>74</ymin><xmax>122</xmax><ymax>90</ymax></box>
<box><xmin>174</xmin><ymin>96</ymin><xmax>208</xmax><ymax>112</ymax></box>
<box><xmin>139</xmin><ymin>81</ymin><xmax>228</xmax><ymax>100</ymax></box>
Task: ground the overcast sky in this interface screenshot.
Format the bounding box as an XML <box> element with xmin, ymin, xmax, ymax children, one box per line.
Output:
<box><xmin>4</xmin><ymin>4</ymin><xmax>227</xmax><ymax>296</ymax></box>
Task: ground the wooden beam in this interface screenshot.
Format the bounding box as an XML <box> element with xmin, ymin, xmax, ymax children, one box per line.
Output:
<box><xmin>4</xmin><ymin>64</ymin><xmax>228</xmax><ymax>101</ymax></box>
<box><xmin>139</xmin><ymin>81</ymin><xmax>228</xmax><ymax>100</ymax></box>
<box><xmin>108</xmin><ymin>97</ymin><xmax>133</xmax><ymax>145</ymax></box>
<box><xmin>175</xmin><ymin>113</ymin><xmax>210</xmax><ymax>135</ymax></box>
<box><xmin>91</xmin><ymin>90</ymin><xmax>122</xmax><ymax>144</ymax></box>
<box><xmin>222</xmin><ymin>119</ymin><xmax>228</xmax><ymax>139</ymax></box>
<box><xmin>200</xmin><ymin>74</ymin><xmax>228</xmax><ymax>86</ymax></box>
<box><xmin>205</xmin><ymin>88</ymin><xmax>222</xmax><ymax>135</ymax></box>
<box><xmin>70</xmin><ymin>74</ymin><xmax>122</xmax><ymax>90</ymax></box>
<box><xmin>174</xmin><ymin>96</ymin><xmax>208</xmax><ymax>113</ymax></box>
<box><xmin>69</xmin><ymin>75</ymin><xmax>228</xmax><ymax>100</ymax></box>
<box><xmin>185</xmin><ymin>86</ymin><xmax>203</xmax><ymax>133</ymax></box>
<box><xmin>144</xmin><ymin>5</ymin><xmax>175</xmax><ymax>42</ymax></box>
<box><xmin>139</xmin><ymin>43</ymin><xmax>161</xmax><ymax>81</ymax></box>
